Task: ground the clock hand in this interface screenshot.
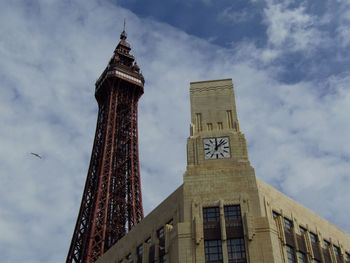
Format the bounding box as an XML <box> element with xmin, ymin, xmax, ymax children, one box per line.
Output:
<box><xmin>216</xmin><ymin>140</ymin><xmax>225</xmax><ymax>149</ymax></box>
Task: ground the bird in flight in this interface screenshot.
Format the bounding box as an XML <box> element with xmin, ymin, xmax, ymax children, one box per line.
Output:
<box><xmin>30</xmin><ymin>152</ymin><xmax>42</xmax><ymax>159</ymax></box>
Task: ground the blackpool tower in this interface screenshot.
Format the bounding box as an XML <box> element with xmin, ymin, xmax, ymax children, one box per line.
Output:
<box><xmin>66</xmin><ymin>29</ymin><xmax>144</xmax><ymax>263</ymax></box>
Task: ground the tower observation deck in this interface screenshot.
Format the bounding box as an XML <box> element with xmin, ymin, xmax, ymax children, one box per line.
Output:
<box><xmin>67</xmin><ymin>30</ymin><xmax>144</xmax><ymax>263</ymax></box>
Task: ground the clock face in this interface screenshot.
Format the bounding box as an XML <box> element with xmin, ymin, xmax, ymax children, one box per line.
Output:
<box><xmin>203</xmin><ymin>137</ymin><xmax>231</xmax><ymax>159</ymax></box>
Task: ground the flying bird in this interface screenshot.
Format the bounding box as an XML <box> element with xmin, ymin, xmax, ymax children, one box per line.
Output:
<box><xmin>30</xmin><ymin>152</ymin><xmax>42</xmax><ymax>159</ymax></box>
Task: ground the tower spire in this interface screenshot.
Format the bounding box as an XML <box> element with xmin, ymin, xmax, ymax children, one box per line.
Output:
<box><xmin>67</xmin><ymin>27</ymin><xmax>144</xmax><ymax>263</ymax></box>
<box><xmin>120</xmin><ymin>19</ymin><xmax>127</xmax><ymax>41</ymax></box>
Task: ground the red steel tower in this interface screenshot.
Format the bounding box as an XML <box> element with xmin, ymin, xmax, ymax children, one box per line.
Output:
<box><xmin>67</xmin><ymin>30</ymin><xmax>144</xmax><ymax>263</ymax></box>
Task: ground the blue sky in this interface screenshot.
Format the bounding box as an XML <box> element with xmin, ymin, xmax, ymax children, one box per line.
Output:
<box><xmin>1</xmin><ymin>0</ymin><xmax>350</xmax><ymax>262</ymax></box>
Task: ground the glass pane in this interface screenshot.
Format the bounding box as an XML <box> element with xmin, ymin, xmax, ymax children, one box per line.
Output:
<box><xmin>227</xmin><ymin>238</ymin><xmax>246</xmax><ymax>260</ymax></box>
<box><xmin>286</xmin><ymin>246</ymin><xmax>296</xmax><ymax>263</ymax></box>
<box><xmin>203</xmin><ymin>207</ymin><xmax>220</xmax><ymax>223</ymax></box>
<box><xmin>205</xmin><ymin>240</ymin><xmax>223</xmax><ymax>262</ymax></box>
<box><xmin>224</xmin><ymin>205</ymin><xmax>241</xmax><ymax>220</ymax></box>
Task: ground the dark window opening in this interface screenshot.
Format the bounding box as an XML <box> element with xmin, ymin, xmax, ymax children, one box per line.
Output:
<box><xmin>324</xmin><ymin>240</ymin><xmax>330</xmax><ymax>248</ymax></box>
<box><xmin>203</xmin><ymin>207</ymin><xmax>220</xmax><ymax>223</ymax></box>
<box><xmin>227</xmin><ymin>238</ymin><xmax>246</xmax><ymax>262</ymax></box>
<box><xmin>205</xmin><ymin>240</ymin><xmax>223</xmax><ymax>262</ymax></box>
<box><xmin>333</xmin><ymin>245</ymin><xmax>341</xmax><ymax>255</ymax></box>
<box><xmin>297</xmin><ymin>252</ymin><xmax>307</xmax><ymax>263</ymax></box>
<box><xmin>323</xmin><ymin>240</ymin><xmax>332</xmax><ymax>263</ymax></box>
<box><xmin>284</xmin><ymin>218</ymin><xmax>293</xmax><ymax>233</ymax></box>
<box><xmin>157</xmin><ymin>227</ymin><xmax>165</xmax><ymax>240</ymax></box>
<box><xmin>224</xmin><ymin>205</ymin><xmax>241</xmax><ymax>221</ymax></box>
<box><xmin>272</xmin><ymin>211</ymin><xmax>280</xmax><ymax>219</ymax></box>
<box><xmin>345</xmin><ymin>252</ymin><xmax>350</xmax><ymax>262</ymax></box>
<box><xmin>158</xmin><ymin>227</ymin><xmax>165</xmax><ymax>263</ymax></box>
<box><xmin>286</xmin><ymin>245</ymin><xmax>296</xmax><ymax>263</ymax></box>
<box><xmin>333</xmin><ymin>245</ymin><xmax>342</xmax><ymax>263</ymax></box>
<box><xmin>137</xmin><ymin>244</ymin><xmax>143</xmax><ymax>263</ymax></box>
<box><xmin>310</xmin><ymin>232</ymin><xmax>318</xmax><ymax>243</ymax></box>
<box><xmin>127</xmin><ymin>253</ymin><xmax>133</xmax><ymax>263</ymax></box>
<box><xmin>149</xmin><ymin>245</ymin><xmax>155</xmax><ymax>263</ymax></box>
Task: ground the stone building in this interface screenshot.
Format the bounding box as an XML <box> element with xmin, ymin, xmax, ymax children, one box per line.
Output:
<box><xmin>97</xmin><ymin>79</ymin><xmax>350</xmax><ymax>263</ymax></box>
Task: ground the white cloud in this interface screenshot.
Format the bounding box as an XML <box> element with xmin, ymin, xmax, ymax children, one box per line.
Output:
<box><xmin>0</xmin><ymin>0</ymin><xmax>350</xmax><ymax>262</ymax></box>
<box><xmin>263</xmin><ymin>1</ymin><xmax>325</xmax><ymax>52</ymax></box>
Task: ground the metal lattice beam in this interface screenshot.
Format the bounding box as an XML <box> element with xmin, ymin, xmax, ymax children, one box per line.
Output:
<box><xmin>67</xmin><ymin>30</ymin><xmax>144</xmax><ymax>263</ymax></box>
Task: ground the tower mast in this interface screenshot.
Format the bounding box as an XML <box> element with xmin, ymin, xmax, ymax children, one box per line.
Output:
<box><xmin>67</xmin><ymin>29</ymin><xmax>144</xmax><ymax>263</ymax></box>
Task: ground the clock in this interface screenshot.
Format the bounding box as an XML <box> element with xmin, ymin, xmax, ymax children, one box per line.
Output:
<box><xmin>203</xmin><ymin>137</ymin><xmax>231</xmax><ymax>159</ymax></box>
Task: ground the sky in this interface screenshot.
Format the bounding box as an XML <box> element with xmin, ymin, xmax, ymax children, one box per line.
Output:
<box><xmin>0</xmin><ymin>0</ymin><xmax>350</xmax><ymax>262</ymax></box>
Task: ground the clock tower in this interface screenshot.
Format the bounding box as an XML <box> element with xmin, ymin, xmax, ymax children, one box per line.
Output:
<box><xmin>187</xmin><ymin>79</ymin><xmax>250</xmax><ymax>169</ymax></box>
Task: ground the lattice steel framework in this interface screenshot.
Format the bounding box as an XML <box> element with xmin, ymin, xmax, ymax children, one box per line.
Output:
<box><xmin>67</xmin><ymin>30</ymin><xmax>144</xmax><ymax>263</ymax></box>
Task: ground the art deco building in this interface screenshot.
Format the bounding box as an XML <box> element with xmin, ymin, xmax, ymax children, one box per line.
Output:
<box><xmin>96</xmin><ymin>79</ymin><xmax>350</xmax><ymax>263</ymax></box>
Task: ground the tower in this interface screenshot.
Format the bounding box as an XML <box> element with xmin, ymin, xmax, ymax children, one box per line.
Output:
<box><xmin>186</xmin><ymin>79</ymin><xmax>250</xmax><ymax>168</ymax></box>
<box><xmin>67</xmin><ymin>30</ymin><xmax>144</xmax><ymax>263</ymax></box>
<box><xmin>94</xmin><ymin>79</ymin><xmax>350</xmax><ymax>263</ymax></box>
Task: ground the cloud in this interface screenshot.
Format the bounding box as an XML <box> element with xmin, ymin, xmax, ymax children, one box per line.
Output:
<box><xmin>218</xmin><ymin>6</ymin><xmax>255</xmax><ymax>24</ymax></box>
<box><xmin>263</xmin><ymin>1</ymin><xmax>325</xmax><ymax>52</ymax></box>
<box><xmin>1</xmin><ymin>0</ymin><xmax>350</xmax><ymax>262</ymax></box>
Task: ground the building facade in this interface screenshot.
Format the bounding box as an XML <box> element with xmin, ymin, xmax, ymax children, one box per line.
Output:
<box><xmin>96</xmin><ymin>79</ymin><xmax>350</xmax><ymax>263</ymax></box>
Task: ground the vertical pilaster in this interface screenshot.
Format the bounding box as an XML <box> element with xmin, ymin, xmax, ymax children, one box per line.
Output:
<box><xmin>220</xmin><ymin>200</ymin><xmax>229</xmax><ymax>263</ymax></box>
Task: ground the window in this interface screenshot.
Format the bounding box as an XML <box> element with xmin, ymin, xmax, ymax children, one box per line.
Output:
<box><xmin>159</xmin><ymin>255</ymin><xmax>165</xmax><ymax>263</ymax></box>
<box><xmin>284</xmin><ymin>218</ymin><xmax>293</xmax><ymax>232</ymax></box>
<box><xmin>203</xmin><ymin>207</ymin><xmax>220</xmax><ymax>223</ymax></box>
<box><xmin>299</xmin><ymin>226</ymin><xmax>307</xmax><ymax>235</ymax></box>
<box><xmin>137</xmin><ymin>244</ymin><xmax>143</xmax><ymax>263</ymax></box>
<box><xmin>127</xmin><ymin>253</ymin><xmax>133</xmax><ymax>263</ymax></box>
<box><xmin>324</xmin><ymin>240</ymin><xmax>330</xmax><ymax>248</ymax></box>
<box><xmin>207</xmin><ymin>123</ymin><xmax>213</xmax><ymax>131</ymax></box>
<box><xmin>158</xmin><ymin>227</ymin><xmax>165</xmax><ymax>263</ymax></box>
<box><xmin>346</xmin><ymin>252</ymin><xmax>350</xmax><ymax>261</ymax></box>
<box><xmin>286</xmin><ymin>246</ymin><xmax>296</xmax><ymax>263</ymax></box>
<box><xmin>297</xmin><ymin>252</ymin><xmax>307</xmax><ymax>263</ymax></box>
<box><xmin>227</xmin><ymin>238</ymin><xmax>246</xmax><ymax>261</ymax></box>
<box><xmin>272</xmin><ymin>211</ymin><xmax>280</xmax><ymax>219</ymax></box>
<box><xmin>157</xmin><ymin>227</ymin><xmax>165</xmax><ymax>240</ymax></box>
<box><xmin>205</xmin><ymin>240</ymin><xmax>223</xmax><ymax>262</ymax></box>
<box><xmin>310</xmin><ymin>232</ymin><xmax>318</xmax><ymax>243</ymax></box>
<box><xmin>333</xmin><ymin>245</ymin><xmax>341</xmax><ymax>256</ymax></box>
<box><xmin>224</xmin><ymin>205</ymin><xmax>241</xmax><ymax>221</ymax></box>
